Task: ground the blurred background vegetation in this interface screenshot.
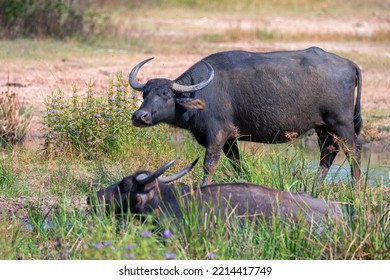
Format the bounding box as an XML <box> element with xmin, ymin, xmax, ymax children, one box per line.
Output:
<box><xmin>0</xmin><ymin>0</ymin><xmax>107</xmax><ymax>39</ymax></box>
<box><xmin>1</xmin><ymin>0</ymin><xmax>388</xmax><ymax>40</ymax></box>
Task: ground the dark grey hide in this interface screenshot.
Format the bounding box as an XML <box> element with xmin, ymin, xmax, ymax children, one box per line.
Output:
<box><xmin>89</xmin><ymin>159</ymin><xmax>348</xmax><ymax>229</ymax></box>
<box><xmin>129</xmin><ymin>47</ymin><xmax>363</xmax><ymax>186</ymax></box>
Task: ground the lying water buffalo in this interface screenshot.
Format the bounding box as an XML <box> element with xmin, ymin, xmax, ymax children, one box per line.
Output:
<box><xmin>129</xmin><ymin>47</ymin><xmax>362</xmax><ymax>186</ymax></box>
<box><xmin>89</xmin><ymin>159</ymin><xmax>349</xmax><ymax>227</ymax></box>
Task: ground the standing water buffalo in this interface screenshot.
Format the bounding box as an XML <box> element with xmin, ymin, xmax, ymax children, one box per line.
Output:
<box><xmin>129</xmin><ymin>47</ymin><xmax>362</xmax><ymax>186</ymax></box>
<box><xmin>89</xmin><ymin>158</ymin><xmax>349</xmax><ymax>228</ymax></box>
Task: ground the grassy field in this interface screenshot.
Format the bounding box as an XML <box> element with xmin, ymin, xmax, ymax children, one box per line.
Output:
<box><xmin>0</xmin><ymin>0</ymin><xmax>389</xmax><ymax>260</ymax></box>
<box><xmin>1</xmin><ymin>123</ymin><xmax>389</xmax><ymax>260</ymax></box>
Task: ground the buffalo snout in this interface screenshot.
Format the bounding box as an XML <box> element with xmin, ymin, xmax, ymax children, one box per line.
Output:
<box><xmin>132</xmin><ymin>109</ymin><xmax>152</xmax><ymax>126</ymax></box>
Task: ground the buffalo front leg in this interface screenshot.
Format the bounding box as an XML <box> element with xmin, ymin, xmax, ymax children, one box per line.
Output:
<box><xmin>202</xmin><ymin>131</ymin><xmax>228</xmax><ymax>185</ymax></box>
<box><xmin>223</xmin><ymin>140</ymin><xmax>240</xmax><ymax>170</ymax></box>
<box><xmin>202</xmin><ymin>148</ymin><xmax>221</xmax><ymax>186</ymax></box>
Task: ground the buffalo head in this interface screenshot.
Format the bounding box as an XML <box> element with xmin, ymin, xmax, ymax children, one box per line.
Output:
<box><xmin>88</xmin><ymin>158</ymin><xmax>199</xmax><ymax>215</ymax></box>
<box><xmin>129</xmin><ymin>58</ymin><xmax>214</xmax><ymax>127</ymax></box>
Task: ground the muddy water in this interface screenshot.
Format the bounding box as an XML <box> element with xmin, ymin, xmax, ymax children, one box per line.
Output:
<box><xmin>172</xmin><ymin>133</ymin><xmax>389</xmax><ymax>186</ymax></box>
<box><xmin>308</xmin><ymin>144</ymin><xmax>389</xmax><ymax>186</ymax></box>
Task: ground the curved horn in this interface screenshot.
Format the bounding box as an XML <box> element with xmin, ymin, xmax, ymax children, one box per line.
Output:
<box><xmin>128</xmin><ymin>57</ymin><xmax>154</xmax><ymax>91</ymax></box>
<box><xmin>159</xmin><ymin>157</ymin><xmax>200</xmax><ymax>183</ymax></box>
<box><xmin>172</xmin><ymin>60</ymin><xmax>214</xmax><ymax>93</ymax></box>
<box><xmin>135</xmin><ymin>158</ymin><xmax>177</xmax><ymax>184</ymax></box>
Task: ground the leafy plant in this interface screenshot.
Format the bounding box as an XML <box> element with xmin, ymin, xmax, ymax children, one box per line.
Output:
<box><xmin>42</xmin><ymin>73</ymin><xmax>140</xmax><ymax>158</ymax></box>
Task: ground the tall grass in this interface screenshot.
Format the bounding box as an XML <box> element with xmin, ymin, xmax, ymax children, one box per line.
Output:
<box><xmin>0</xmin><ymin>156</ymin><xmax>19</xmax><ymax>197</ymax></box>
<box><xmin>0</xmin><ymin>91</ymin><xmax>32</xmax><ymax>147</ymax></box>
<box><xmin>1</xmin><ymin>128</ymin><xmax>388</xmax><ymax>259</ymax></box>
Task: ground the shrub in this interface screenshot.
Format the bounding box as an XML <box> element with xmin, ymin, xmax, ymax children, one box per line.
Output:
<box><xmin>0</xmin><ymin>91</ymin><xmax>32</xmax><ymax>146</ymax></box>
<box><xmin>42</xmin><ymin>72</ymin><xmax>141</xmax><ymax>158</ymax></box>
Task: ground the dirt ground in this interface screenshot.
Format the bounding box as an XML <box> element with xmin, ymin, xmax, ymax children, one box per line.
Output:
<box><xmin>1</xmin><ymin>14</ymin><xmax>390</xmax><ymax>143</ymax></box>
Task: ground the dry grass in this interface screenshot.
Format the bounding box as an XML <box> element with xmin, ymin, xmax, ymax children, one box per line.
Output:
<box><xmin>203</xmin><ymin>27</ymin><xmax>390</xmax><ymax>43</ymax></box>
<box><xmin>0</xmin><ymin>90</ymin><xmax>32</xmax><ymax>146</ymax></box>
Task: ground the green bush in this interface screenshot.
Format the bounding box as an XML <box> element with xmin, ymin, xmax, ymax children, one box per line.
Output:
<box><xmin>42</xmin><ymin>73</ymin><xmax>139</xmax><ymax>158</ymax></box>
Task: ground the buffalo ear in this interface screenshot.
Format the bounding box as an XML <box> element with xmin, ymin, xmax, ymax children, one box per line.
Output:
<box><xmin>175</xmin><ymin>98</ymin><xmax>205</xmax><ymax>110</ymax></box>
<box><xmin>118</xmin><ymin>178</ymin><xmax>132</xmax><ymax>192</ymax></box>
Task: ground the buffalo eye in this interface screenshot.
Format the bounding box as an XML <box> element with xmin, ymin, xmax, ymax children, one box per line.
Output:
<box><xmin>119</xmin><ymin>179</ymin><xmax>132</xmax><ymax>192</ymax></box>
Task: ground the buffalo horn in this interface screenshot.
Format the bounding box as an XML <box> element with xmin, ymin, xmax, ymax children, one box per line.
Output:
<box><xmin>128</xmin><ymin>57</ymin><xmax>154</xmax><ymax>91</ymax></box>
<box><xmin>159</xmin><ymin>157</ymin><xmax>199</xmax><ymax>183</ymax></box>
<box><xmin>135</xmin><ymin>158</ymin><xmax>177</xmax><ymax>184</ymax></box>
<box><xmin>172</xmin><ymin>60</ymin><xmax>215</xmax><ymax>93</ymax></box>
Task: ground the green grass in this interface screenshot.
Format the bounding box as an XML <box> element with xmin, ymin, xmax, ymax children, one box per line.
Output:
<box><xmin>0</xmin><ymin>126</ymin><xmax>389</xmax><ymax>259</ymax></box>
<box><xmin>0</xmin><ymin>156</ymin><xmax>20</xmax><ymax>197</ymax></box>
<box><xmin>0</xmin><ymin>38</ymin><xmax>135</xmax><ymax>60</ymax></box>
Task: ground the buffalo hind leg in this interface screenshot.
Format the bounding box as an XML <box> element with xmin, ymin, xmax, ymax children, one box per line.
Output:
<box><xmin>320</xmin><ymin>124</ymin><xmax>362</xmax><ymax>188</ymax></box>
<box><xmin>314</xmin><ymin>127</ymin><xmax>340</xmax><ymax>194</ymax></box>
<box><xmin>332</xmin><ymin>126</ymin><xmax>362</xmax><ymax>188</ymax></box>
<box><xmin>223</xmin><ymin>140</ymin><xmax>247</xmax><ymax>180</ymax></box>
<box><xmin>315</xmin><ymin>126</ymin><xmax>340</xmax><ymax>181</ymax></box>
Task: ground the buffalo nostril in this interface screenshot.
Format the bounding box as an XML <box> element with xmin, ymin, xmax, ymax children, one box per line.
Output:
<box><xmin>133</xmin><ymin>110</ymin><xmax>151</xmax><ymax>126</ymax></box>
<box><xmin>141</xmin><ymin>112</ymin><xmax>149</xmax><ymax>121</ymax></box>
